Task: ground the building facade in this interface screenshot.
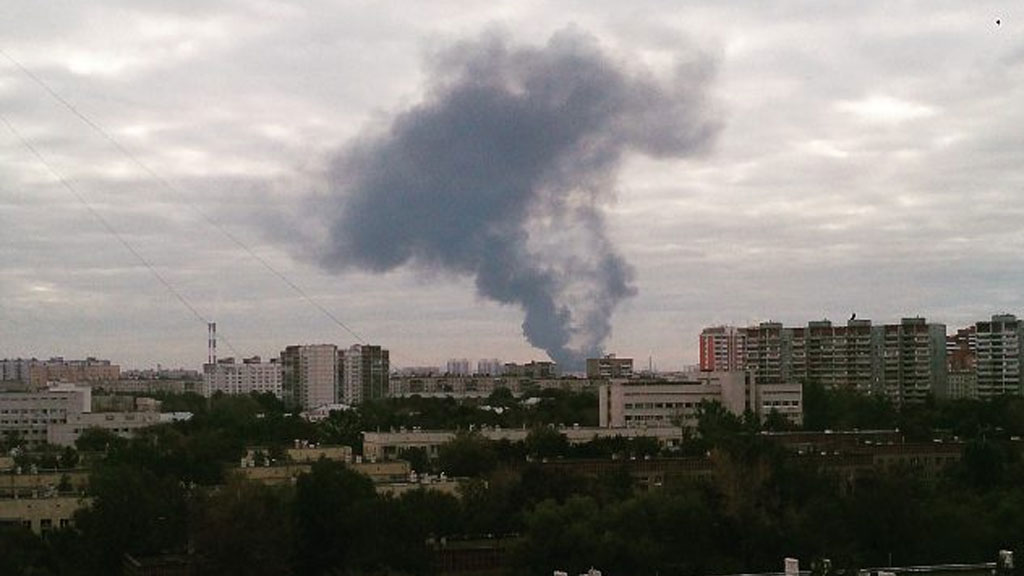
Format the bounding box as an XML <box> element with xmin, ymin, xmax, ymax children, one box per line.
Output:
<box><xmin>1</xmin><ymin>357</ymin><xmax>119</xmax><ymax>388</ymax></box>
<box><xmin>281</xmin><ymin>345</ymin><xmax>339</xmax><ymax>409</ymax></box>
<box><xmin>699</xmin><ymin>326</ymin><xmax>745</xmax><ymax>372</ymax></box>
<box><xmin>880</xmin><ymin>318</ymin><xmax>947</xmax><ymax>404</ymax></box>
<box><xmin>341</xmin><ymin>345</ymin><xmax>390</xmax><ymax>405</ymax></box>
<box><xmin>974</xmin><ymin>314</ymin><xmax>1024</xmax><ymax>398</ymax></box>
<box><xmin>700</xmin><ymin>317</ymin><xmax>946</xmax><ymax>403</ymax></box>
<box><xmin>202</xmin><ymin>356</ymin><xmax>282</xmax><ymax>398</ymax></box>
<box><xmin>0</xmin><ymin>385</ymin><xmax>92</xmax><ymax>446</ymax></box>
<box><xmin>586</xmin><ymin>355</ymin><xmax>634</xmax><ymax>379</ymax></box>
<box><xmin>598</xmin><ymin>371</ymin><xmax>803</xmax><ymax>429</ymax></box>
<box><xmin>47</xmin><ymin>411</ymin><xmax>163</xmax><ymax>447</ymax></box>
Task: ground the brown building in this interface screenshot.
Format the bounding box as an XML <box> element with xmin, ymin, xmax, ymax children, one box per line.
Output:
<box><xmin>586</xmin><ymin>355</ymin><xmax>634</xmax><ymax>379</ymax></box>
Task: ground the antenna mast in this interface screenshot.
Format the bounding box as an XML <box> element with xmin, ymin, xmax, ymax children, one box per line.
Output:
<box><xmin>208</xmin><ymin>322</ymin><xmax>217</xmax><ymax>364</ymax></box>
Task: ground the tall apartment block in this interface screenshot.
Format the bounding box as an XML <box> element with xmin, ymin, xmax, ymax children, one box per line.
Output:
<box><xmin>880</xmin><ymin>318</ymin><xmax>948</xmax><ymax>404</ymax></box>
<box><xmin>446</xmin><ymin>359</ymin><xmax>471</xmax><ymax>376</ymax></box>
<box><xmin>476</xmin><ymin>359</ymin><xmax>503</xmax><ymax>376</ymax></box>
<box><xmin>740</xmin><ymin>322</ymin><xmax>792</xmax><ymax>385</ymax></box>
<box><xmin>281</xmin><ymin>344</ymin><xmax>339</xmax><ymax>410</ymax></box>
<box><xmin>700</xmin><ymin>317</ymin><xmax>946</xmax><ymax>404</ymax></box>
<box><xmin>699</xmin><ymin>326</ymin><xmax>745</xmax><ymax>372</ymax></box>
<box><xmin>341</xmin><ymin>345</ymin><xmax>389</xmax><ymax>405</ymax></box>
<box><xmin>975</xmin><ymin>314</ymin><xmax>1023</xmax><ymax>398</ymax></box>
<box><xmin>791</xmin><ymin>319</ymin><xmax>880</xmax><ymax>393</ymax></box>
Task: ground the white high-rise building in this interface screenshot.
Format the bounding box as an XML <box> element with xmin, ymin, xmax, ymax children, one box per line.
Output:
<box><xmin>476</xmin><ymin>359</ymin><xmax>503</xmax><ymax>376</ymax></box>
<box><xmin>446</xmin><ymin>358</ymin><xmax>471</xmax><ymax>376</ymax></box>
<box><xmin>281</xmin><ymin>345</ymin><xmax>339</xmax><ymax>409</ymax></box>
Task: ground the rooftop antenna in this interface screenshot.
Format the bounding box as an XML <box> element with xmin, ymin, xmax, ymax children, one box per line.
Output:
<box><xmin>208</xmin><ymin>322</ymin><xmax>217</xmax><ymax>365</ymax></box>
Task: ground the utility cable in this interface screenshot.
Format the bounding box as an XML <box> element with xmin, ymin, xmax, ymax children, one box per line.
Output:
<box><xmin>0</xmin><ymin>47</ymin><xmax>368</xmax><ymax>347</ymax></box>
<box><xmin>0</xmin><ymin>112</ymin><xmax>241</xmax><ymax>358</ymax></box>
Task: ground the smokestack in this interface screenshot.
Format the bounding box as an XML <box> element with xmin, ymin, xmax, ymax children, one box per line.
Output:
<box><xmin>309</xmin><ymin>29</ymin><xmax>720</xmax><ymax>369</ymax></box>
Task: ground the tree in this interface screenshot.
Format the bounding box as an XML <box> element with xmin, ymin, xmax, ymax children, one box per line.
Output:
<box><xmin>437</xmin><ymin>431</ymin><xmax>497</xmax><ymax>477</ymax></box>
<box><xmin>194</xmin><ymin>474</ymin><xmax>293</xmax><ymax>576</ymax></box>
<box><xmin>292</xmin><ymin>459</ymin><xmax>377</xmax><ymax>575</ymax></box>
<box><xmin>525</xmin><ymin>426</ymin><xmax>569</xmax><ymax>459</ymax></box>
<box><xmin>73</xmin><ymin>463</ymin><xmax>190</xmax><ymax>573</ymax></box>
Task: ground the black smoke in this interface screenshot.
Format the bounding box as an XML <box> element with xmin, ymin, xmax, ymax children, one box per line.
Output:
<box><xmin>316</xmin><ymin>29</ymin><xmax>720</xmax><ymax>370</ymax></box>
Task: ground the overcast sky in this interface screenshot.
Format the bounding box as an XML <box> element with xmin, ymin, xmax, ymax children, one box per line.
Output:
<box><xmin>1</xmin><ymin>2</ymin><xmax>1022</xmax><ymax>371</ymax></box>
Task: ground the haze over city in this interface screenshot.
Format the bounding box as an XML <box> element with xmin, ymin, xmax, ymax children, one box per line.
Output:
<box><xmin>2</xmin><ymin>2</ymin><xmax>1022</xmax><ymax>370</ymax></box>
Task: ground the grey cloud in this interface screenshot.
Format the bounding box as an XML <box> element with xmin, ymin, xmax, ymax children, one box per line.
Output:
<box><xmin>311</xmin><ymin>29</ymin><xmax>720</xmax><ymax>369</ymax></box>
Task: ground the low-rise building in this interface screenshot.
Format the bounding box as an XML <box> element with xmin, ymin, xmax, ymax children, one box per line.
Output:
<box><xmin>0</xmin><ymin>384</ymin><xmax>92</xmax><ymax>446</ymax></box>
<box><xmin>0</xmin><ymin>495</ymin><xmax>91</xmax><ymax>534</ymax></box>
<box><xmin>362</xmin><ymin>426</ymin><xmax>685</xmax><ymax>462</ymax></box>
<box><xmin>47</xmin><ymin>411</ymin><xmax>163</xmax><ymax>447</ymax></box>
<box><xmin>598</xmin><ymin>371</ymin><xmax>803</xmax><ymax>429</ymax></box>
<box><xmin>287</xmin><ymin>443</ymin><xmax>352</xmax><ymax>463</ymax></box>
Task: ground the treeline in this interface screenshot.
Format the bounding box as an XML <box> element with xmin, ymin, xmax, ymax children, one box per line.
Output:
<box><xmin>6</xmin><ymin>388</ymin><xmax>1024</xmax><ymax>575</ymax></box>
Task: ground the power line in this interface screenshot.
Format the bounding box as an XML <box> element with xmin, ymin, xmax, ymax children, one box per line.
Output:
<box><xmin>0</xmin><ymin>112</ymin><xmax>241</xmax><ymax>359</ymax></box>
<box><xmin>0</xmin><ymin>47</ymin><xmax>369</xmax><ymax>347</ymax></box>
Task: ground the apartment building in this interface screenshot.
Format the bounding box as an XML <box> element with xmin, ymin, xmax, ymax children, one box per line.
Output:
<box><xmin>1</xmin><ymin>357</ymin><xmax>119</xmax><ymax>388</ymax></box>
<box><xmin>586</xmin><ymin>355</ymin><xmax>634</xmax><ymax>379</ymax></box>
<box><xmin>699</xmin><ymin>326</ymin><xmax>745</xmax><ymax>372</ymax></box>
<box><xmin>281</xmin><ymin>344</ymin><xmax>339</xmax><ymax>410</ymax></box>
<box><xmin>341</xmin><ymin>345</ymin><xmax>389</xmax><ymax>405</ymax></box>
<box><xmin>700</xmin><ymin>317</ymin><xmax>946</xmax><ymax>404</ymax></box>
<box><xmin>202</xmin><ymin>356</ymin><xmax>282</xmax><ymax>398</ymax></box>
<box><xmin>975</xmin><ymin>314</ymin><xmax>1024</xmax><ymax>398</ymax></box>
<box><xmin>880</xmin><ymin>318</ymin><xmax>947</xmax><ymax>404</ymax></box>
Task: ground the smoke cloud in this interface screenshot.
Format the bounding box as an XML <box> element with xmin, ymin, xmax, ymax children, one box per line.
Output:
<box><xmin>315</xmin><ymin>29</ymin><xmax>720</xmax><ymax>369</ymax></box>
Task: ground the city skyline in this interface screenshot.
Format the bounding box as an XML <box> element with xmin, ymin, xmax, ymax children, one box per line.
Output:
<box><xmin>2</xmin><ymin>3</ymin><xmax>1023</xmax><ymax>370</ymax></box>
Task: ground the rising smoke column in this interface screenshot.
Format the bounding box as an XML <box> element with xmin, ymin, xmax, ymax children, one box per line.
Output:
<box><xmin>317</xmin><ymin>30</ymin><xmax>720</xmax><ymax>369</ymax></box>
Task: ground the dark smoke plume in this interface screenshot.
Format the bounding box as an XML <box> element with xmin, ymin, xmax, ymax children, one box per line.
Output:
<box><xmin>316</xmin><ymin>30</ymin><xmax>719</xmax><ymax>369</ymax></box>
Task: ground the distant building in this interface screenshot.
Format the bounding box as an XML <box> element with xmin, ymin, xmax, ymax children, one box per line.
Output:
<box><xmin>341</xmin><ymin>345</ymin><xmax>389</xmax><ymax>405</ymax></box>
<box><xmin>281</xmin><ymin>345</ymin><xmax>339</xmax><ymax>409</ymax></box>
<box><xmin>740</xmin><ymin>322</ymin><xmax>792</xmax><ymax>385</ymax></box>
<box><xmin>362</xmin><ymin>426</ymin><xmax>685</xmax><ymax>462</ymax></box>
<box><xmin>202</xmin><ymin>356</ymin><xmax>282</xmax><ymax>398</ymax></box>
<box><xmin>880</xmin><ymin>318</ymin><xmax>947</xmax><ymax>404</ymax></box>
<box><xmin>1</xmin><ymin>357</ymin><xmax>119</xmax><ymax>388</ymax></box>
<box><xmin>48</xmin><ymin>411</ymin><xmax>162</xmax><ymax>447</ymax></box>
<box><xmin>446</xmin><ymin>359</ymin><xmax>471</xmax><ymax>376</ymax></box>
<box><xmin>0</xmin><ymin>496</ymin><xmax>91</xmax><ymax>535</ymax></box>
<box><xmin>699</xmin><ymin>326</ymin><xmax>745</xmax><ymax>372</ymax></box>
<box><xmin>503</xmin><ymin>361</ymin><xmax>559</xmax><ymax>379</ymax></box>
<box><xmin>947</xmin><ymin>326</ymin><xmax>977</xmax><ymax>372</ymax></box>
<box><xmin>388</xmin><ymin>375</ymin><xmax>597</xmax><ymax>398</ymax></box>
<box><xmin>975</xmin><ymin>314</ymin><xmax>1024</xmax><ymax>398</ymax></box>
<box><xmin>791</xmin><ymin>319</ymin><xmax>880</xmax><ymax>393</ymax></box>
<box><xmin>0</xmin><ymin>384</ymin><xmax>92</xmax><ymax>446</ymax></box>
<box><xmin>700</xmin><ymin>317</ymin><xmax>947</xmax><ymax>403</ymax></box>
<box><xmin>476</xmin><ymin>359</ymin><xmax>503</xmax><ymax>376</ymax></box>
<box><xmin>586</xmin><ymin>355</ymin><xmax>634</xmax><ymax>379</ymax></box>
<box><xmin>598</xmin><ymin>371</ymin><xmax>802</xmax><ymax>429</ymax></box>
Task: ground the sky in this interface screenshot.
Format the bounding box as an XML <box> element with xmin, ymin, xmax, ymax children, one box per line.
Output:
<box><xmin>1</xmin><ymin>1</ymin><xmax>1023</xmax><ymax>371</ymax></box>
